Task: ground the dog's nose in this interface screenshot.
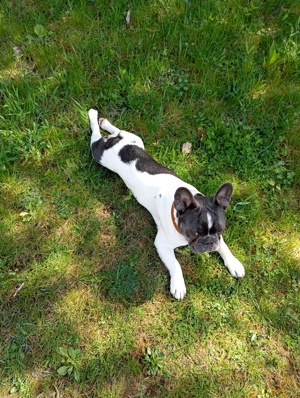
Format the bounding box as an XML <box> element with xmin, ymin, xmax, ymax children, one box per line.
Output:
<box><xmin>202</xmin><ymin>235</ymin><xmax>217</xmax><ymax>245</ymax></box>
<box><xmin>190</xmin><ymin>235</ymin><xmax>219</xmax><ymax>253</ymax></box>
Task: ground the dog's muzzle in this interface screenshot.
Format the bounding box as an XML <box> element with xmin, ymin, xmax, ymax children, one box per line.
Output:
<box><xmin>189</xmin><ymin>235</ymin><xmax>220</xmax><ymax>253</ymax></box>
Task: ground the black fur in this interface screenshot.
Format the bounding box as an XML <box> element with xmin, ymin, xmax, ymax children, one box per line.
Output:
<box><xmin>91</xmin><ymin>134</ymin><xmax>123</xmax><ymax>163</ymax></box>
<box><xmin>118</xmin><ymin>145</ymin><xmax>178</xmax><ymax>176</ymax></box>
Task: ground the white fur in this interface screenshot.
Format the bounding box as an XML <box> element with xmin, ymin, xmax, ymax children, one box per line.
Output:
<box><xmin>89</xmin><ymin>109</ymin><xmax>101</xmax><ymax>145</ymax></box>
<box><xmin>217</xmin><ymin>236</ymin><xmax>245</xmax><ymax>278</ymax></box>
<box><xmin>89</xmin><ymin>109</ymin><xmax>245</xmax><ymax>300</ymax></box>
<box><xmin>207</xmin><ymin>212</ymin><xmax>213</xmax><ymax>231</ymax></box>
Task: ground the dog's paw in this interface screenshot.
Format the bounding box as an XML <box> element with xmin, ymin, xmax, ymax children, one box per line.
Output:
<box><xmin>88</xmin><ymin>108</ymin><xmax>98</xmax><ymax>121</ymax></box>
<box><xmin>225</xmin><ymin>256</ymin><xmax>245</xmax><ymax>278</ymax></box>
<box><xmin>99</xmin><ymin>118</ymin><xmax>109</xmax><ymax>129</ymax></box>
<box><xmin>170</xmin><ymin>274</ymin><xmax>186</xmax><ymax>300</ymax></box>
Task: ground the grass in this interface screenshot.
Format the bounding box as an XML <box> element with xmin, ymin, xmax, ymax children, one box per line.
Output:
<box><xmin>0</xmin><ymin>0</ymin><xmax>299</xmax><ymax>397</ymax></box>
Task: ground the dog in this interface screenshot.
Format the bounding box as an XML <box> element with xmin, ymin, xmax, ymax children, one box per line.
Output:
<box><xmin>88</xmin><ymin>109</ymin><xmax>245</xmax><ymax>300</ymax></box>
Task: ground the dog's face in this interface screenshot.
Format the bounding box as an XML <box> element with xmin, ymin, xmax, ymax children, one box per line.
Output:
<box><xmin>174</xmin><ymin>183</ymin><xmax>233</xmax><ymax>253</ymax></box>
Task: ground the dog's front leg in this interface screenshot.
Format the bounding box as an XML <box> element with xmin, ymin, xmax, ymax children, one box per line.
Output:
<box><xmin>154</xmin><ymin>233</ymin><xmax>186</xmax><ymax>300</ymax></box>
<box><xmin>217</xmin><ymin>236</ymin><xmax>245</xmax><ymax>278</ymax></box>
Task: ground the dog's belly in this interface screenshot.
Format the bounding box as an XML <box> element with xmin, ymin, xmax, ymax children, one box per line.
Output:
<box><xmin>117</xmin><ymin>163</ymin><xmax>179</xmax><ymax>213</ymax></box>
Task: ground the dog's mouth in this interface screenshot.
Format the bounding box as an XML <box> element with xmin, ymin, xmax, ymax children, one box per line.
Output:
<box><xmin>189</xmin><ymin>235</ymin><xmax>220</xmax><ymax>253</ymax></box>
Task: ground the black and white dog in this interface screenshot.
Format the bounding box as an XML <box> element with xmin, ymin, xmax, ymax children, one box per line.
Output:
<box><xmin>88</xmin><ymin>109</ymin><xmax>245</xmax><ymax>300</ymax></box>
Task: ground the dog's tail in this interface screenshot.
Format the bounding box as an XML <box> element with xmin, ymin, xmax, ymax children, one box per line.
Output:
<box><xmin>88</xmin><ymin>109</ymin><xmax>102</xmax><ymax>146</ymax></box>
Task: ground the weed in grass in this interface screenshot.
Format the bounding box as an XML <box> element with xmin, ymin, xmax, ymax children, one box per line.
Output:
<box><xmin>247</xmin><ymin>331</ymin><xmax>265</xmax><ymax>348</ymax></box>
<box><xmin>57</xmin><ymin>347</ymin><xmax>81</xmax><ymax>382</ymax></box>
<box><xmin>9</xmin><ymin>376</ymin><xmax>27</xmax><ymax>396</ymax></box>
<box><xmin>267</xmin><ymin>160</ymin><xmax>296</xmax><ymax>192</ymax></box>
<box><xmin>26</xmin><ymin>23</ymin><xmax>55</xmax><ymax>45</ymax></box>
<box><xmin>169</xmin><ymin>67</ymin><xmax>191</xmax><ymax>98</ymax></box>
<box><xmin>263</xmin><ymin>41</ymin><xmax>281</xmax><ymax>70</ymax></box>
<box><xmin>142</xmin><ymin>347</ymin><xmax>165</xmax><ymax>377</ymax></box>
<box><xmin>19</xmin><ymin>187</ymin><xmax>43</xmax><ymax>222</ymax></box>
<box><xmin>0</xmin><ymin>122</ymin><xmax>50</xmax><ymax>167</ymax></box>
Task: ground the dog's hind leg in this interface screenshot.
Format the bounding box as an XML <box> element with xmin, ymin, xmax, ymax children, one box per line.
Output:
<box><xmin>88</xmin><ymin>109</ymin><xmax>102</xmax><ymax>146</ymax></box>
<box><xmin>88</xmin><ymin>109</ymin><xmax>144</xmax><ymax>149</ymax></box>
<box><xmin>100</xmin><ymin>118</ymin><xmax>144</xmax><ymax>149</ymax></box>
<box><xmin>99</xmin><ymin>118</ymin><xmax>121</xmax><ymax>135</ymax></box>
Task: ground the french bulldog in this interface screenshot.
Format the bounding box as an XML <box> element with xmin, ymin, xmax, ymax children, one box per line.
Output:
<box><xmin>88</xmin><ymin>109</ymin><xmax>245</xmax><ymax>300</ymax></box>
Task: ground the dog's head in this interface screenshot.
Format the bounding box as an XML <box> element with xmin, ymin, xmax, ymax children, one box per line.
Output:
<box><xmin>174</xmin><ymin>183</ymin><xmax>233</xmax><ymax>253</ymax></box>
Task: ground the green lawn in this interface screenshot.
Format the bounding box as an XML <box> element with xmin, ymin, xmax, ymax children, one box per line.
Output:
<box><xmin>0</xmin><ymin>1</ymin><xmax>299</xmax><ymax>397</ymax></box>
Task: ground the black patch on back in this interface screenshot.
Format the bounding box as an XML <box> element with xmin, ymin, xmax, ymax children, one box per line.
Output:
<box><xmin>91</xmin><ymin>134</ymin><xmax>123</xmax><ymax>163</ymax></box>
<box><xmin>118</xmin><ymin>145</ymin><xmax>178</xmax><ymax>176</ymax></box>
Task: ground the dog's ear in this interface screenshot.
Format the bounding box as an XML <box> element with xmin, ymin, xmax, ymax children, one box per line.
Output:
<box><xmin>174</xmin><ymin>187</ymin><xmax>199</xmax><ymax>214</ymax></box>
<box><xmin>213</xmin><ymin>183</ymin><xmax>233</xmax><ymax>210</ymax></box>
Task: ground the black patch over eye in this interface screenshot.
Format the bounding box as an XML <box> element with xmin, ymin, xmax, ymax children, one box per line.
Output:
<box><xmin>209</xmin><ymin>226</ymin><xmax>216</xmax><ymax>234</ymax></box>
<box><xmin>213</xmin><ymin>223</ymin><xmax>224</xmax><ymax>234</ymax></box>
<box><xmin>196</xmin><ymin>226</ymin><xmax>204</xmax><ymax>235</ymax></box>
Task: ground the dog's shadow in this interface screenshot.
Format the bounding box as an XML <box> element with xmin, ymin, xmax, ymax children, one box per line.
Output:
<box><xmin>82</xmin><ymin>165</ymin><xmax>167</xmax><ymax>306</ymax></box>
